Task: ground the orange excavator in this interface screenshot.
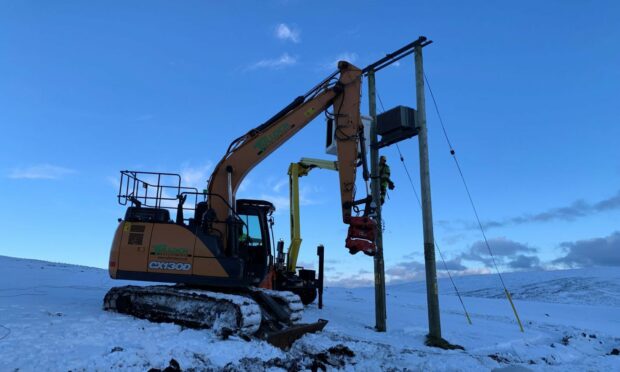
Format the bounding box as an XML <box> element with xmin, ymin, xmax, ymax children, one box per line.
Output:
<box><xmin>104</xmin><ymin>61</ymin><xmax>377</xmax><ymax>347</ymax></box>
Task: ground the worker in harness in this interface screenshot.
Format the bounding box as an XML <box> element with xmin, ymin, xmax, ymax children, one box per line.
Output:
<box><xmin>379</xmin><ymin>155</ymin><xmax>395</xmax><ymax>205</ymax></box>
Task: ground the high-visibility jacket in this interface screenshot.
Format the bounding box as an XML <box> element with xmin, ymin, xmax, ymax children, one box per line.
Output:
<box><xmin>380</xmin><ymin>163</ymin><xmax>391</xmax><ymax>188</ymax></box>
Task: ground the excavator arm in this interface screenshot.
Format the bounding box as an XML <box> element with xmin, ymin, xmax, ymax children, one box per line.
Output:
<box><xmin>207</xmin><ymin>62</ymin><xmax>372</xmax><ymax>255</ymax></box>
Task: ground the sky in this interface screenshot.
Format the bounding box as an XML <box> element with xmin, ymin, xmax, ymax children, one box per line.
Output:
<box><xmin>1</xmin><ymin>0</ymin><xmax>619</xmax><ymax>286</ymax></box>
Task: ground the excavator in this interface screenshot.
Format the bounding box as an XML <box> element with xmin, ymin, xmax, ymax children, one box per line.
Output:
<box><xmin>104</xmin><ymin>61</ymin><xmax>377</xmax><ymax>348</ymax></box>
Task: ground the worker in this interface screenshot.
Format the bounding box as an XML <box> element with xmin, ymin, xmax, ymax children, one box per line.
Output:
<box><xmin>379</xmin><ymin>155</ymin><xmax>395</xmax><ymax>205</ymax></box>
<box><xmin>238</xmin><ymin>223</ymin><xmax>249</xmax><ymax>244</ymax></box>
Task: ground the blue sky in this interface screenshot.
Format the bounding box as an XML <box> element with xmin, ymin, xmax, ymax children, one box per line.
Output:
<box><xmin>1</xmin><ymin>1</ymin><xmax>619</xmax><ymax>285</ymax></box>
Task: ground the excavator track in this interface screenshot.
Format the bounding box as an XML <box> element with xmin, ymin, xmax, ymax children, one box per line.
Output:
<box><xmin>103</xmin><ymin>285</ymin><xmax>326</xmax><ymax>348</ymax></box>
<box><xmin>103</xmin><ymin>285</ymin><xmax>262</xmax><ymax>335</ymax></box>
<box><xmin>250</xmin><ymin>287</ymin><xmax>304</xmax><ymax>323</ymax></box>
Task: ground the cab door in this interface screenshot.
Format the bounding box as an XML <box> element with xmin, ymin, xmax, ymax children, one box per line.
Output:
<box><xmin>237</xmin><ymin>211</ymin><xmax>269</xmax><ymax>284</ymax></box>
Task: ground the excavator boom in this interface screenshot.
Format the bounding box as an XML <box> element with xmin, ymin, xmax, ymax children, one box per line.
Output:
<box><xmin>206</xmin><ymin>62</ymin><xmax>371</xmax><ymax>255</ymax></box>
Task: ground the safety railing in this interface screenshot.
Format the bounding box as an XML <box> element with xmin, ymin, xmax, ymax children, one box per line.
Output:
<box><xmin>118</xmin><ymin>170</ymin><xmax>200</xmax><ymax>209</ymax></box>
<box><xmin>117</xmin><ymin>170</ymin><xmax>244</xmax><ymax>227</ymax></box>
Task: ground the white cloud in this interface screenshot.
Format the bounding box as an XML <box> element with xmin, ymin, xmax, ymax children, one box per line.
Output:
<box><xmin>322</xmin><ymin>52</ymin><xmax>358</xmax><ymax>70</ymax></box>
<box><xmin>238</xmin><ymin>178</ymin><xmax>252</xmax><ymax>193</ymax></box>
<box><xmin>296</xmin><ymin>261</ymin><xmax>315</xmax><ymax>270</ymax></box>
<box><xmin>254</xmin><ymin>181</ymin><xmax>320</xmax><ymax>214</ymax></box>
<box><xmin>326</xmin><ymin>270</ymin><xmax>374</xmax><ymax>287</ymax></box>
<box><xmin>298</xmin><ymin>184</ymin><xmax>320</xmax><ymax>206</ymax></box>
<box><xmin>247</xmin><ymin>53</ymin><xmax>298</xmax><ymax>71</ymax></box>
<box><xmin>336</xmin><ymin>52</ymin><xmax>358</xmax><ymax>63</ymax></box>
<box><xmin>275</xmin><ymin>23</ymin><xmax>300</xmax><ymax>43</ymax></box>
<box><xmin>106</xmin><ymin>176</ymin><xmax>119</xmax><ymax>189</ymax></box>
<box><xmin>553</xmin><ymin>231</ymin><xmax>620</xmax><ymax>268</ymax></box>
<box><xmin>8</xmin><ymin>164</ymin><xmax>76</xmax><ymax>180</ymax></box>
<box><xmin>259</xmin><ymin>194</ymin><xmax>290</xmax><ymax>213</ymax></box>
<box><xmin>235</xmin><ymin>175</ymin><xmax>323</xmax><ymax>215</ymax></box>
<box><xmin>272</xmin><ymin>178</ymin><xmax>288</xmax><ymax>193</ymax></box>
<box><xmin>180</xmin><ymin>162</ymin><xmax>213</xmax><ymax>190</ymax></box>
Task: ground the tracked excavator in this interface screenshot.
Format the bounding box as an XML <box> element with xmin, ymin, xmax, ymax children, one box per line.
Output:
<box><xmin>104</xmin><ymin>61</ymin><xmax>377</xmax><ymax>348</ymax></box>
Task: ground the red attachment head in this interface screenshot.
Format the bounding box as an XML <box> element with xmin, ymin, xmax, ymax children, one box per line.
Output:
<box><xmin>345</xmin><ymin>216</ymin><xmax>377</xmax><ymax>256</ymax></box>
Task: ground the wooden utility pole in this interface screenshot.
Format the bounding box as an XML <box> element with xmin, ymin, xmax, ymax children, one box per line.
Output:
<box><xmin>368</xmin><ymin>69</ymin><xmax>387</xmax><ymax>332</ymax></box>
<box><xmin>414</xmin><ymin>44</ymin><xmax>442</xmax><ymax>343</ymax></box>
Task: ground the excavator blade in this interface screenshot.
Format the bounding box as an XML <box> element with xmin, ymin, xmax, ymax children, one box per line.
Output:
<box><xmin>265</xmin><ymin>319</ymin><xmax>328</xmax><ymax>349</ymax></box>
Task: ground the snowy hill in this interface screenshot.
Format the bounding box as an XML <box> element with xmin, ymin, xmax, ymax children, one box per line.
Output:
<box><xmin>396</xmin><ymin>266</ymin><xmax>620</xmax><ymax>307</ymax></box>
<box><xmin>1</xmin><ymin>255</ymin><xmax>619</xmax><ymax>371</ymax></box>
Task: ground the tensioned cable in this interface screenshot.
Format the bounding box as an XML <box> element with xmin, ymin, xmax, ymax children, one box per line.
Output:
<box><xmin>0</xmin><ymin>324</ymin><xmax>11</xmax><ymax>340</ymax></box>
<box><xmin>423</xmin><ymin>73</ymin><xmax>524</xmax><ymax>332</ymax></box>
<box><xmin>377</xmin><ymin>92</ymin><xmax>472</xmax><ymax>325</ymax></box>
<box><xmin>395</xmin><ymin>143</ymin><xmax>472</xmax><ymax>325</ymax></box>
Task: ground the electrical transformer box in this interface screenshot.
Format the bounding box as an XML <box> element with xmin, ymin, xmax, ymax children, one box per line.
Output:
<box><xmin>376</xmin><ymin>105</ymin><xmax>418</xmax><ymax>147</ymax></box>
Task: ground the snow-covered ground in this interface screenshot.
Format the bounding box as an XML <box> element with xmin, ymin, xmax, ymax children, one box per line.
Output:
<box><xmin>1</xmin><ymin>255</ymin><xmax>619</xmax><ymax>371</ymax></box>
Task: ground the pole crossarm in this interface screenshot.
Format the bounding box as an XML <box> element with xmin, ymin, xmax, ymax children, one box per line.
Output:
<box><xmin>363</xmin><ymin>36</ymin><xmax>433</xmax><ymax>75</ymax></box>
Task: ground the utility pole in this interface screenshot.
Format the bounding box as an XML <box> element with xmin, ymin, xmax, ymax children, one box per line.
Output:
<box><xmin>368</xmin><ymin>69</ymin><xmax>387</xmax><ymax>332</ymax></box>
<box><xmin>414</xmin><ymin>44</ymin><xmax>442</xmax><ymax>344</ymax></box>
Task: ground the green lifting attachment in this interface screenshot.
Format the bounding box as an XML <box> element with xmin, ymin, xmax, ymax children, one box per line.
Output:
<box><xmin>286</xmin><ymin>158</ymin><xmax>338</xmax><ymax>273</ymax></box>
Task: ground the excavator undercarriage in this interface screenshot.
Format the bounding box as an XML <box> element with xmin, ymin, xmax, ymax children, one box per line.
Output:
<box><xmin>104</xmin><ymin>285</ymin><xmax>326</xmax><ymax>348</ymax></box>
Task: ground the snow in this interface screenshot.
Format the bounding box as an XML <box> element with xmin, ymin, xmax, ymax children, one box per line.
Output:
<box><xmin>1</xmin><ymin>255</ymin><xmax>619</xmax><ymax>371</ymax></box>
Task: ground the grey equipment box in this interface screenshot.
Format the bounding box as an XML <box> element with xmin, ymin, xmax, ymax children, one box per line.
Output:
<box><xmin>376</xmin><ymin>105</ymin><xmax>418</xmax><ymax>148</ymax></box>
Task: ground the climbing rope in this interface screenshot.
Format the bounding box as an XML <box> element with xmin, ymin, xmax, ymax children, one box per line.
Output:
<box><xmin>377</xmin><ymin>92</ymin><xmax>472</xmax><ymax>325</ymax></box>
<box><xmin>424</xmin><ymin>73</ymin><xmax>524</xmax><ymax>332</ymax></box>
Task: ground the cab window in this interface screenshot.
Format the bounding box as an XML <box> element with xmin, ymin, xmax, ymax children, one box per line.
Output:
<box><xmin>240</xmin><ymin>214</ymin><xmax>263</xmax><ymax>247</ymax></box>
